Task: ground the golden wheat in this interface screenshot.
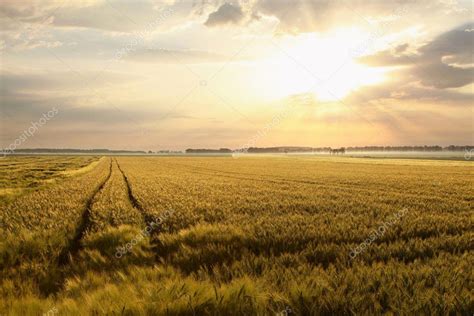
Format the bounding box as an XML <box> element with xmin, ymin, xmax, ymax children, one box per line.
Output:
<box><xmin>0</xmin><ymin>155</ymin><xmax>472</xmax><ymax>315</ymax></box>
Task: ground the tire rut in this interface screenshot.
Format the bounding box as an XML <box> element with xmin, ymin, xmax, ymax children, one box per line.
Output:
<box><xmin>115</xmin><ymin>158</ymin><xmax>170</xmax><ymax>264</ymax></box>
<box><xmin>57</xmin><ymin>157</ymin><xmax>113</xmax><ymax>265</ymax></box>
<box><xmin>114</xmin><ymin>158</ymin><xmax>155</xmax><ymax>226</ymax></box>
<box><xmin>41</xmin><ymin>158</ymin><xmax>113</xmax><ymax>297</ymax></box>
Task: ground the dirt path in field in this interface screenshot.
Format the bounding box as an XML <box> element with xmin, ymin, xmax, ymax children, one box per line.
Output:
<box><xmin>115</xmin><ymin>158</ymin><xmax>155</xmax><ymax>227</ymax></box>
<box><xmin>57</xmin><ymin>158</ymin><xmax>113</xmax><ymax>265</ymax></box>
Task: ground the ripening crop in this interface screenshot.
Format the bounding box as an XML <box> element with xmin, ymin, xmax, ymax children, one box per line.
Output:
<box><xmin>0</xmin><ymin>155</ymin><xmax>472</xmax><ymax>315</ymax></box>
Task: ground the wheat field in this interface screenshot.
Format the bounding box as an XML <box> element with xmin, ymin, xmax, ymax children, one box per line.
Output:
<box><xmin>0</xmin><ymin>155</ymin><xmax>472</xmax><ymax>315</ymax></box>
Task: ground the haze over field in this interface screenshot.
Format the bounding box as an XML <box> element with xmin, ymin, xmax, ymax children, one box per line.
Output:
<box><xmin>1</xmin><ymin>0</ymin><xmax>473</xmax><ymax>151</ymax></box>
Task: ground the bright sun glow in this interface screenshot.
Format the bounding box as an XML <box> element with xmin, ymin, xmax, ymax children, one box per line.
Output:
<box><xmin>260</xmin><ymin>31</ymin><xmax>388</xmax><ymax>101</ymax></box>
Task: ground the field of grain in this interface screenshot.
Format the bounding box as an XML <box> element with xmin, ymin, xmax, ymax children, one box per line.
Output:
<box><xmin>0</xmin><ymin>156</ymin><xmax>100</xmax><ymax>203</ymax></box>
<box><xmin>0</xmin><ymin>155</ymin><xmax>472</xmax><ymax>315</ymax></box>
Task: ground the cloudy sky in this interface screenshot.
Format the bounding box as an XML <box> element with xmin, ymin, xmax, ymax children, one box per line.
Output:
<box><xmin>1</xmin><ymin>0</ymin><xmax>473</xmax><ymax>150</ymax></box>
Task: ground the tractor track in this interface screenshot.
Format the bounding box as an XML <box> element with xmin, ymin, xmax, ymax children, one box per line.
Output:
<box><xmin>42</xmin><ymin>158</ymin><xmax>113</xmax><ymax>297</ymax></box>
<box><xmin>45</xmin><ymin>158</ymin><xmax>158</xmax><ymax>297</ymax></box>
<box><xmin>115</xmin><ymin>158</ymin><xmax>170</xmax><ymax>264</ymax></box>
<box><xmin>115</xmin><ymin>158</ymin><xmax>155</xmax><ymax>227</ymax></box>
<box><xmin>57</xmin><ymin>158</ymin><xmax>113</xmax><ymax>265</ymax></box>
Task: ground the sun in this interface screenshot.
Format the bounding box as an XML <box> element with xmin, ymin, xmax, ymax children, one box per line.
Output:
<box><xmin>259</xmin><ymin>31</ymin><xmax>388</xmax><ymax>101</ymax></box>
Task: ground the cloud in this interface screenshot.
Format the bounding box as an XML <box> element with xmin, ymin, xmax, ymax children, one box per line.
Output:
<box><xmin>1</xmin><ymin>0</ymin><xmax>472</xmax><ymax>148</ymax></box>
<box><xmin>420</xmin><ymin>22</ymin><xmax>474</xmax><ymax>67</ymax></box>
<box><xmin>0</xmin><ymin>0</ymin><xmax>58</xmax><ymax>20</ymax></box>
<box><xmin>347</xmin><ymin>79</ymin><xmax>473</xmax><ymax>106</ymax></box>
<box><xmin>0</xmin><ymin>70</ymin><xmax>135</xmax><ymax>92</ymax></box>
<box><xmin>357</xmin><ymin>50</ymin><xmax>415</xmax><ymax>67</ymax></box>
<box><xmin>0</xmin><ymin>14</ymin><xmax>64</xmax><ymax>52</ymax></box>
<box><xmin>251</xmin><ymin>0</ymin><xmax>473</xmax><ymax>35</ymax></box>
<box><xmin>358</xmin><ymin>23</ymin><xmax>474</xmax><ymax>89</ymax></box>
<box><xmin>128</xmin><ymin>48</ymin><xmax>238</xmax><ymax>63</ymax></box>
<box><xmin>254</xmin><ymin>0</ymin><xmax>338</xmax><ymax>33</ymax></box>
<box><xmin>0</xmin><ymin>0</ymin><xmax>176</xmax><ymax>33</ymax></box>
<box><xmin>205</xmin><ymin>3</ymin><xmax>244</xmax><ymax>27</ymax></box>
<box><xmin>253</xmin><ymin>0</ymin><xmax>404</xmax><ymax>34</ymax></box>
<box><xmin>52</xmin><ymin>3</ymin><xmax>154</xmax><ymax>32</ymax></box>
<box><xmin>412</xmin><ymin>62</ymin><xmax>473</xmax><ymax>89</ymax></box>
<box><xmin>0</xmin><ymin>69</ymin><xmax>146</xmax><ymax>127</ymax></box>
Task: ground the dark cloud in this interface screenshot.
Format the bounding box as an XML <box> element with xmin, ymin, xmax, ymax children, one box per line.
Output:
<box><xmin>205</xmin><ymin>3</ymin><xmax>244</xmax><ymax>27</ymax></box>
<box><xmin>394</xmin><ymin>43</ymin><xmax>409</xmax><ymax>54</ymax></box>
<box><xmin>359</xmin><ymin>23</ymin><xmax>474</xmax><ymax>89</ymax></box>
<box><xmin>412</xmin><ymin>62</ymin><xmax>473</xmax><ymax>89</ymax></box>
<box><xmin>419</xmin><ymin>22</ymin><xmax>474</xmax><ymax>65</ymax></box>
<box><xmin>347</xmin><ymin>78</ymin><xmax>473</xmax><ymax>106</ymax></box>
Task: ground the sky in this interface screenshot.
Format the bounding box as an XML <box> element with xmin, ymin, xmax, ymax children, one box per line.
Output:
<box><xmin>0</xmin><ymin>0</ymin><xmax>473</xmax><ymax>151</ymax></box>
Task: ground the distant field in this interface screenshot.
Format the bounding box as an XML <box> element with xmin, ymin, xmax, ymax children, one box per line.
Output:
<box><xmin>0</xmin><ymin>156</ymin><xmax>472</xmax><ymax>315</ymax></box>
<box><xmin>0</xmin><ymin>156</ymin><xmax>100</xmax><ymax>203</ymax></box>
